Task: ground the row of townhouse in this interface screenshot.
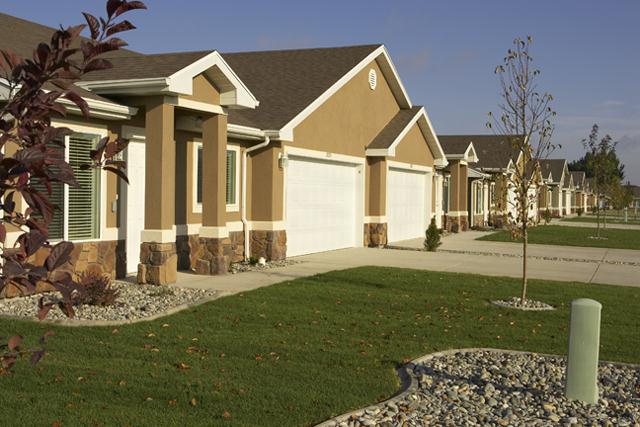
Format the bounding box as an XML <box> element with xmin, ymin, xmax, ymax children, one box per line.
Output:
<box><xmin>0</xmin><ymin>12</ymin><xmax>597</xmax><ymax>291</ymax></box>
<box><xmin>434</xmin><ymin>135</ymin><xmax>596</xmax><ymax>232</ymax></box>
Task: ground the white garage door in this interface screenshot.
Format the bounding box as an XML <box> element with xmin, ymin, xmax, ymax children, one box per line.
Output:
<box><xmin>387</xmin><ymin>167</ymin><xmax>428</xmax><ymax>242</ymax></box>
<box><xmin>286</xmin><ymin>156</ymin><xmax>358</xmax><ymax>257</ymax></box>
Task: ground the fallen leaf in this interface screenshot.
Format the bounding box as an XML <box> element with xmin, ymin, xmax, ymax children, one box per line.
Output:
<box><xmin>222</xmin><ymin>411</ymin><xmax>231</xmax><ymax>419</ymax></box>
<box><xmin>190</xmin><ymin>398</ymin><xmax>197</xmax><ymax>406</ymax></box>
<box><xmin>168</xmin><ymin>399</ymin><xmax>177</xmax><ymax>406</ymax></box>
<box><xmin>254</xmin><ymin>354</ymin><xmax>263</xmax><ymax>361</ymax></box>
<box><xmin>176</xmin><ymin>362</ymin><xmax>190</xmax><ymax>370</ymax></box>
<box><xmin>162</xmin><ymin>323</ymin><xmax>170</xmax><ymax>328</ymax></box>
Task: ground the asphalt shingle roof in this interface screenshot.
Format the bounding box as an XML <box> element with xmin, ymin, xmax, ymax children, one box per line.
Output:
<box><xmin>539</xmin><ymin>159</ymin><xmax>567</xmax><ymax>184</ymax></box>
<box><xmin>437</xmin><ymin>136</ymin><xmax>473</xmax><ymax>156</ymax></box>
<box><xmin>367</xmin><ymin>107</ymin><xmax>422</xmax><ymax>149</ymax></box>
<box><xmin>438</xmin><ymin>135</ymin><xmax>522</xmax><ymax>170</ymax></box>
<box><xmin>221</xmin><ymin>45</ymin><xmax>381</xmax><ymax>129</ymax></box>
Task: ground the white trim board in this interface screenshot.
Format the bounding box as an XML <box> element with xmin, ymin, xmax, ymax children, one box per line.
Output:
<box><xmin>284</xmin><ymin>146</ymin><xmax>366</xmax><ymax>165</ymax></box>
<box><xmin>387</xmin><ymin>160</ymin><xmax>432</xmax><ymax>173</ymax></box>
<box><xmin>78</xmin><ymin>51</ymin><xmax>259</xmax><ymax>109</ymax></box>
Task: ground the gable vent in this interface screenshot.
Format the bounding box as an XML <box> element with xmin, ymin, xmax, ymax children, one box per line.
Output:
<box><xmin>368</xmin><ymin>69</ymin><xmax>377</xmax><ymax>90</ymax></box>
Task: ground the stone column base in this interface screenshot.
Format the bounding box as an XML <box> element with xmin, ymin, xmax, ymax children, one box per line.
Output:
<box><xmin>138</xmin><ymin>242</ymin><xmax>177</xmax><ymax>285</ymax></box>
<box><xmin>250</xmin><ymin>230</ymin><xmax>286</xmax><ymax>261</ymax></box>
<box><xmin>364</xmin><ymin>223</ymin><xmax>387</xmax><ymax>247</ymax></box>
<box><xmin>193</xmin><ymin>237</ymin><xmax>232</xmax><ymax>275</ymax></box>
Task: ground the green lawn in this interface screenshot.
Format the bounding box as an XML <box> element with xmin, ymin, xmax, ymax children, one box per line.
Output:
<box><xmin>479</xmin><ymin>225</ymin><xmax>640</xmax><ymax>250</ymax></box>
<box><xmin>1</xmin><ymin>267</ymin><xmax>639</xmax><ymax>426</ymax></box>
<box><xmin>561</xmin><ymin>215</ymin><xmax>640</xmax><ymax>225</ymax></box>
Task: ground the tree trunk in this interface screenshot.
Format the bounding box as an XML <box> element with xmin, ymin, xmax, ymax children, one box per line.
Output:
<box><xmin>521</xmin><ymin>223</ymin><xmax>528</xmax><ymax>305</ymax></box>
<box><xmin>596</xmin><ymin>197</ymin><xmax>601</xmax><ymax>238</ymax></box>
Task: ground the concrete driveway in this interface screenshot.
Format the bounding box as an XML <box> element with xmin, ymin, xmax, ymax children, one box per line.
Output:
<box><xmin>174</xmin><ymin>232</ymin><xmax>639</xmax><ymax>295</ymax></box>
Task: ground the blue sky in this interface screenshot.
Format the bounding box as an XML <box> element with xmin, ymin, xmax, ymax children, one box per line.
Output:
<box><xmin>5</xmin><ymin>0</ymin><xmax>639</xmax><ymax>183</ymax></box>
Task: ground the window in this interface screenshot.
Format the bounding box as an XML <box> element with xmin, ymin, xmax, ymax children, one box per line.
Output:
<box><xmin>226</xmin><ymin>149</ymin><xmax>236</xmax><ymax>205</ymax></box>
<box><xmin>442</xmin><ymin>176</ymin><xmax>450</xmax><ymax>213</ymax></box>
<box><xmin>33</xmin><ymin>133</ymin><xmax>101</xmax><ymax>241</ymax></box>
<box><xmin>194</xmin><ymin>144</ymin><xmax>239</xmax><ymax>211</ymax></box>
<box><xmin>475</xmin><ymin>182</ymin><xmax>483</xmax><ymax>214</ymax></box>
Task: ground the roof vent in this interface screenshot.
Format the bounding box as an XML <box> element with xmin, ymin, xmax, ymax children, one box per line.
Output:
<box><xmin>368</xmin><ymin>69</ymin><xmax>377</xmax><ymax>90</ymax></box>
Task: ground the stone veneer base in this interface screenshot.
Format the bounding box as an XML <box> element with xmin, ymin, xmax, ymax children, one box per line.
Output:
<box><xmin>250</xmin><ymin>230</ymin><xmax>286</xmax><ymax>261</ymax></box>
<box><xmin>2</xmin><ymin>240</ymin><xmax>124</xmax><ymax>298</ymax></box>
<box><xmin>364</xmin><ymin>223</ymin><xmax>387</xmax><ymax>247</ymax></box>
<box><xmin>138</xmin><ymin>242</ymin><xmax>177</xmax><ymax>285</ymax></box>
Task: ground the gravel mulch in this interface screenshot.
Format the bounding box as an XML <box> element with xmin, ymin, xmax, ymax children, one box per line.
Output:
<box><xmin>0</xmin><ymin>281</ymin><xmax>217</xmax><ymax>323</ymax></box>
<box><xmin>229</xmin><ymin>258</ymin><xmax>298</xmax><ymax>274</ymax></box>
<box><xmin>491</xmin><ymin>297</ymin><xmax>555</xmax><ymax>311</ymax></box>
<box><xmin>321</xmin><ymin>349</ymin><xmax>639</xmax><ymax>427</ymax></box>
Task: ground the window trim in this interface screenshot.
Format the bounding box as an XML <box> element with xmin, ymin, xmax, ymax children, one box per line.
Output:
<box><xmin>48</xmin><ymin>121</ymin><xmax>107</xmax><ymax>243</ymax></box>
<box><xmin>192</xmin><ymin>141</ymin><xmax>241</xmax><ymax>214</ymax></box>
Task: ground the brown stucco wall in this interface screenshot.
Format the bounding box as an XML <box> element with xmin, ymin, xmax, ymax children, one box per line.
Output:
<box><xmin>183</xmin><ymin>74</ymin><xmax>221</xmax><ymax>105</ymax></box>
<box><xmin>391</xmin><ymin>123</ymin><xmax>435</xmax><ymax>167</ymax></box>
<box><xmin>248</xmin><ymin>143</ymin><xmax>284</xmax><ymax>222</ymax></box>
<box><xmin>366</xmin><ymin>157</ymin><xmax>387</xmax><ymax>217</ymax></box>
<box><xmin>292</xmin><ymin>60</ymin><xmax>400</xmax><ymax>157</ymax></box>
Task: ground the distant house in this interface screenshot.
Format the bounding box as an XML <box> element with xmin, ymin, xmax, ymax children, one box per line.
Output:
<box><xmin>569</xmin><ymin>171</ymin><xmax>587</xmax><ymax>212</ymax></box>
<box><xmin>539</xmin><ymin>159</ymin><xmax>570</xmax><ymax>217</ymax></box>
<box><xmin>625</xmin><ymin>184</ymin><xmax>640</xmax><ymax>210</ymax></box>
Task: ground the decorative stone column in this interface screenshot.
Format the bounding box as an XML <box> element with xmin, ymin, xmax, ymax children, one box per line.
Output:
<box><xmin>138</xmin><ymin>98</ymin><xmax>177</xmax><ymax>285</ymax></box>
<box><xmin>195</xmin><ymin>113</ymin><xmax>232</xmax><ymax>275</ymax></box>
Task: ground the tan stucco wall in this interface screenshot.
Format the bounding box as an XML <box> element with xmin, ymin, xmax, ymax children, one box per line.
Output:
<box><xmin>183</xmin><ymin>74</ymin><xmax>221</xmax><ymax>105</ymax></box>
<box><xmin>248</xmin><ymin>143</ymin><xmax>284</xmax><ymax>222</ymax></box>
<box><xmin>391</xmin><ymin>123</ymin><xmax>435</xmax><ymax>167</ymax></box>
<box><xmin>292</xmin><ymin>60</ymin><xmax>400</xmax><ymax>157</ymax></box>
<box><xmin>366</xmin><ymin>157</ymin><xmax>387</xmax><ymax>217</ymax></box>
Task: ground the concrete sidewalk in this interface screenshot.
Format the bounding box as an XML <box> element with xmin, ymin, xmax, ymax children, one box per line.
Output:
<box><xmin>173</xmin><ymin>235</ymin><xmax>640</xmax><ymax>295</ymax></box>
<box><xmin>392</xmin><ymin>230</ymin><xmax>640</xmax><ymax>265</ymax></box>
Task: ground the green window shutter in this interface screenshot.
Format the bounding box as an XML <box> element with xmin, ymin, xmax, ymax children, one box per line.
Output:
<box><xmin>226</xmin><ymin>150</ymin><xmax>236</xmax><ymax>205</ymax></box>
<box><xmin>196</xmin><ymin>146</ymin><xmax>203</xmax><ymax>204</ymax></box>
<box><xmin>67</xmin><ymin>134</ymin><xmax>100</xmax><ymax>240</ymax></box>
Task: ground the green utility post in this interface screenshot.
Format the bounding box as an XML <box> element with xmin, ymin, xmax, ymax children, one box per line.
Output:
<box><xmin>565</xmin><ymin>298</ymin><xmax>602</xmax><ymax>404</ymax></box>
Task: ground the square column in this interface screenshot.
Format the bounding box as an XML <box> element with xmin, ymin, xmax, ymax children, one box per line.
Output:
<box><xmin>138</xmin><ymin>99</ymin><xmax>177</xmax><ymax>285</ymax></box>
<box><xmin>364</xmin><ymin>157</ymin><xmax>387</xmax><ymax>247</ymax></box>
<box><xmin>195</xmin><ymin>114</ymin><xmax>232</xmax><ymax>275</ymax></box>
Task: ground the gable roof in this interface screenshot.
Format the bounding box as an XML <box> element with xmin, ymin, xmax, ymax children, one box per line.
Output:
<box><xmin>539</xmin><ymin>159</ymin><xmax>567</xmax><ymax>184</ymax></box>
<box><xmin>438</xmin><ymin>135</ymin><xmax>522</xmax><ymax>170</ymax></box>
<box><xmin>365</xmin><ymin>106</ymin><xmax>446</xmax><ymax>166</ymax></box>
<box><xmin>368</xmin><ymin>107</ymin><xmax>422</xmax><ymax>150</ymax></box>
<box><xmin>569</xmin><ymin>171</ymin><xmax>586</xmax><ymax>190</ymax></box>
<box><xmin>437</xmin><ymin>136</ymin><xmax>479</xmax><ymax>163</ymax></box>
<box><xmin>222</xmin><ymin>44</ymin><xmax>412</xmax><ymax>135</ymax></box>
<box><xmin>0</xmin><ymin>12</ymin><xmax>138</xmax><ymax>116</ymax></box>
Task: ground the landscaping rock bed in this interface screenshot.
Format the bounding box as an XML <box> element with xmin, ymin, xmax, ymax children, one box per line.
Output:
<box><xmin>0</xmin><ymin>281</ymin><xmax>217</xmax><ymax>323</ymax></box>
<box><xmin>229</xmin><ymin>258</ymin><xmax>298</xmax><ymax>274</ymax></box>
<box><xmin>321</xmin><ymin>349</ymin><xmax>639</xmax><ymax>427</ymax></box>
<box><xmin>491</xmin><ymin>297</ymin><xmax>555</xmax><ymax>311</ymax></box>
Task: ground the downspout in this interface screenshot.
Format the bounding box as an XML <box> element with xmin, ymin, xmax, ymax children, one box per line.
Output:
<box><xmin>242</xmin><ymin>134</ymin><xmax>271</xmax><ymax>261</ymax></box>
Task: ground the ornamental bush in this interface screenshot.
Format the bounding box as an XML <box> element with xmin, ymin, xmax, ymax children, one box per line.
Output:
<box><xmin>424</xmin><ymin>218</ymin><xmax>442</xmax><ymax>252</ymax></box>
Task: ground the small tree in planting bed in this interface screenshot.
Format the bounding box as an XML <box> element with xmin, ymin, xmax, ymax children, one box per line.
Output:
<box><xmin>424</xmin><ymin>218</ymin><xmax>441</xmax><ymax>251</ymax></box>
<box><xmin>582</xmin><ymin>124</ymin><xmax>624</xmax><ymax>236</ymax></box>
<box><xmin>487</xmin><ymin>36</ymin><xmax>558</xmax><ymax>307</ymax></box>
<box><xmin>0</xmin><ymin>0</ymin><xmax>145</xmax><ymax>374</ymax></box>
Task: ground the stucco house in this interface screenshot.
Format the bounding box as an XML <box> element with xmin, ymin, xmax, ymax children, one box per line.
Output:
<box><xmin>0</xmin><ymin>13</ymin><xmax>447</xmax><ymax>286</ymax></box>
<box><xmin>539</xmin><ymin>159</ymin><xmax>570</xmax><ymax>217</ymax></box>
<box><xmin>569</xmin><ymin>171</ymin><xmax>588</xmax><ymax>213</ymax></box>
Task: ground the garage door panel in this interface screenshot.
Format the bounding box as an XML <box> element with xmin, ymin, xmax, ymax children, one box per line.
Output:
<box><xmin>286</xmin><ymin>157</ymin><xmax>358</xmax><ymax>256</ymax></box>
<box><xmin>387</xmin><ymin>168</ymin><xmax>427</xmax><ymax>242</ymax></box>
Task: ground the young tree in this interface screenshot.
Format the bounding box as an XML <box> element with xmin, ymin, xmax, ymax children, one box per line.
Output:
<box><xmin>581</xmin><ymin>124</ymin><xmax>620</xmax><ymax>237</ymax></box>
<box><xmin>0</xmin><ymin>0</ymin><xmax>145</xmax><ymax>374</ymax></box>
<box><xmin>487</xmin><ymin>36</ymin><xmax>557</xmax><ymax>306</ymax></box>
